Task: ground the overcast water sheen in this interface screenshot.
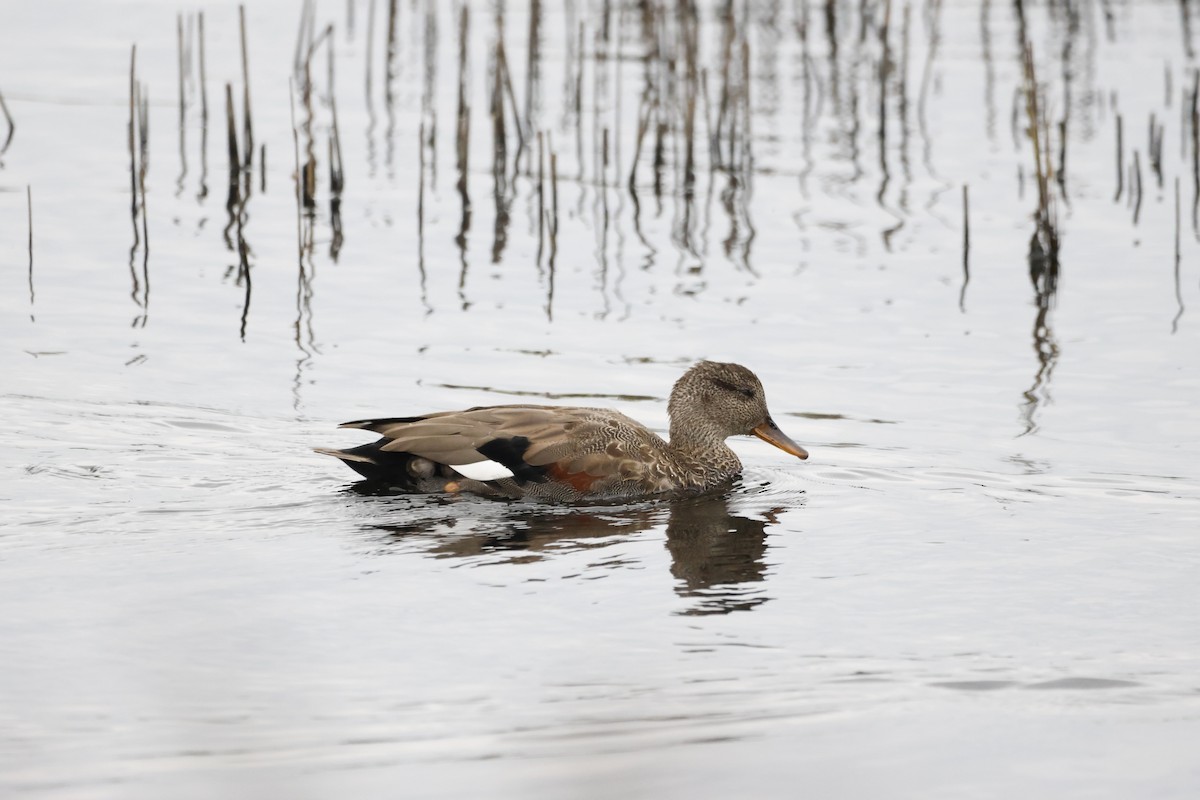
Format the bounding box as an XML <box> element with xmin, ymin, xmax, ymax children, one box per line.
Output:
<box><xmin>2</xmin><ymin>1</ymin><xmax>1200</xmax><ymax>797</ymax></box>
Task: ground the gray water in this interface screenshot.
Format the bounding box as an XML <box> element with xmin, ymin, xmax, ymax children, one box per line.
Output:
<box><xmin>2</xmin><ymin>1</ymin><xmax>1200</xmax><ymax>797</ymax></box>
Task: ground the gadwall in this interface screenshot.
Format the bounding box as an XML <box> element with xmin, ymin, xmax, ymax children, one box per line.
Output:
<box><xmin>316</xmin><ymin>361</ymin><xmax>808</xmax><ymax>503</ymax></box>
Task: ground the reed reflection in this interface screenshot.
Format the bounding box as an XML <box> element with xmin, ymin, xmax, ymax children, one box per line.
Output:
<box><xmin>0</xmin><ymin>87</ymin><xmax>15</xmax><ymax>159</ymax></box>
<box><xmin>128</xmin><ymin>46</ymin><xmax>150</xmax><ymax>328</ymax></box>
<box><xmin>94</xmin><ymin>0</ymin><xmax>1198</xmax><ymax>396</ymax></box>
<box><xmin>383</xmin><ymin>0</ymin><xmax>399</xmax><ymax>178</ymax></box>
<box><xmin>197</xmin><ymin>11</ymin><xmax>209</xmax><ymax>203</ymax></box>
<box><xmin>359</xmin><ymin>489</ymin><xmax>783</xmax><ymax>615</ymax></box>
<box><xmin>26</xmin><ymin>185</ymin><xmax>34</xmax><ymax>323</ymax></box>
<box><xmin>174</xmin><ymin>13</ymin><xmax>190</xmax><ymax>199</ymax></box>
<box><xmin>221</xmin><ymin>78</ymin><xmax>254</xmax><ymax>342</ymax></box>
<box><xmin>1018</xmin><ymin>33</ymin><xmax>1062</xmax><ymax>436</ymax></box>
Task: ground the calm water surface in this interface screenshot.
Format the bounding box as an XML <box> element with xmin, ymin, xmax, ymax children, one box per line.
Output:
<box><xmin>2</xmin><ymin>1</ymin><xmax>1200</xmax><ymax>797</ymax></box>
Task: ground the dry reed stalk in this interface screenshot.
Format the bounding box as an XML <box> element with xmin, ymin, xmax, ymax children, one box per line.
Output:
<box><xmin>136</xmin><ymin>78</ymin><xmax>151</xmax><ymax>324</ymax></box>
<box><xmin>417</xmin><ymin>120</ymin><xmax>426</xmax><ymax>255</ymax></box>
<box><xmin>960</xmin><ymin>184</ymin><xmax>970</xmax><ymax>312</ymax></box>
<box><xmin>239</xmin><ymin>4</ymin><xmax>254</xmax><ymax>171</ymax></box>
<box><xmin>365</xmin><ymin>0</ymin><xmax>375</xmax><ymax>106</ymax></box>
<box><xmin>630</xmin><ymin>90</ymin><xmax>652</xmax><ymax>191</ymax></box>
<box><xmin>288</xmin><ymin>78</ymin><xmax>305</xmax><ymax>266</ymax></box>
<box><xmin>1190</xmin><ymin>70</ymin><xmax>1199</xmax><ymax>234</ymax></box>
<box><xmin>197</xmin><ymin>12</ymin><xmax>209</xmax><ymax>201</ymax></box>
<box><xmin>1174</xmin><ymin>177</ymin><xmax>1184</xmax><ymax>333</ymax></box>
<box><xmin>27</xmin><ymin>184</ymin><xmax>34</xmax><ymax>320</ymax></box>
<box><xmin>455</xmin><ymin>4</ymin><xmax>471</xmax><ymax>211</ymax></box>
<box><xmin>546</xmin><ymin>147</ymin><xmax>559</xmax><ymax>320</ymax></box>
<box><xmin>490</xmin><ymin>40</ymin><xmax>508</xmax><ymax>183</ymax></box>
<box><xmin>1021</xmin><ymin>40</ymin><xmax>1059</xmax><ymax>288</ymax></box>
<box><xmin>1148</xmin><ymin>113</ymin><xmax>1165</xmax><ymax>189</ymax></box>
<box><xmin>525</xmin><ymin>0</ymin><xmax>541</xmax><ymax>140</ymax></box>
<box><xmin>0</xmin><ymin>88</ymin><xmax>14</xmax><ymax>156</ymax></box>
<box><xmin>1132</xmin><ymin>149</ymin><xmax>1144</xmax><ymax>224</ymax></box>
<box><xmin>198</xmin><ymin>12</ymin><xmax>208</xmax><ymax>121</ymax></box>
<box><xmin>129</xmin><ymin>45</ymin><xmax>140</xmax><ymax>252</ymax></box>
<box><xmin>330</xmin><ymin>95</ymin><xmax>344</xmax><ymax>197</ymax></box>
<box><xmin>224</xmin><ymin>83</ymin><xmax>241</xmax><ymax>212</ymax></box>
<box><xmin>1022</xmin><ymin>46</ymin><xmax>1053</xmax><ymax>217</ymax></box>
<box><xmin>878</xmin><ymin>0</ymin><xmax>892</xmax><ymax>180</ymax></box>
<box><xmin>497</xmin><ymin>39</ymin><xmax>526</xmax><ymax>171</ymax></box>
<box><xmin>177</xmin><ymin>14</ymin><xmax>187</xmax><ymax>133</ymax></box>
<box><xmin>537</xmin><ymin>130</ymin><xmax>546</xmax><ymax>266</ymax></box>
<box><xmin>1114</xmin><ymin>112</ymin><xmax>1123</xmax><ymax>201</ymax></box>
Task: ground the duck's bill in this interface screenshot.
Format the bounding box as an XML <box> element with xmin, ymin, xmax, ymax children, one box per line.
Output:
<box><xmin>753</xmin><ymin>420</ymin><xmax>809</xmax><ymax>460</ymax></box>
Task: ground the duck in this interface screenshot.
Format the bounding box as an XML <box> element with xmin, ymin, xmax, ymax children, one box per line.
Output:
<box><xmin>315</xmin><ymin>360</ymin><xmax>808</xmax><ymax>503</ymax></box>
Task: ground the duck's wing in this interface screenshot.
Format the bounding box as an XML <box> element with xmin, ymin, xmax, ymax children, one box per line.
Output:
<box><xmin>341</xmin><ymin>405</ymin><xmax>670</xmax><ymax>489</ymax></box>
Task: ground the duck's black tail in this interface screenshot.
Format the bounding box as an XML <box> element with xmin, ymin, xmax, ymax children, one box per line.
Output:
<box><xmin>314</xmin><ymin>442</ymin><xmax>437</xmax><ymax>490</ymax></box>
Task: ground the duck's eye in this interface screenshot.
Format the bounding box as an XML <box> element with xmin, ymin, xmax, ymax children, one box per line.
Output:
<box><xmin>713</xmin><ymin>378</ymin><xmax>756</xmax><ymax>399</ymax></box>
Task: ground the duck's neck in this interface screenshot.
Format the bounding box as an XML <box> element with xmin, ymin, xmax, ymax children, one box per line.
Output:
<box><xmin>667</xmin><ymin>420</ymin><xmax>743</xmax><ymax>485</ymax></box>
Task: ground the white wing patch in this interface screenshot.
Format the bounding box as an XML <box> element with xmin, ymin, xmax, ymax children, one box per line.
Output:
<box><xmin>449</xmin><ymin>460</ymin><xmax>515</xmax><ymax>481</ymax></box>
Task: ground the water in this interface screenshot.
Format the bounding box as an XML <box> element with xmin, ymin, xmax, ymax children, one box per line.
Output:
<box><xmin>2</xmin><ymin>1</ymin><xmax>1200</xmax><ymax>797</ymax></box>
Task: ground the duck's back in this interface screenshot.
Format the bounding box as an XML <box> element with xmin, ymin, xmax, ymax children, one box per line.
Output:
<box><xmin>328</xmin><ymin>404</ymin><xmax>700</xmax><ymax>502</ymax></box>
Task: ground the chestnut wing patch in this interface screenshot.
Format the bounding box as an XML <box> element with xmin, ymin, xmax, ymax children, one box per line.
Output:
<box><xmin>545</xmin><ymin>462</ymin><xmax>601</xmax><ymax>493</ymax></box>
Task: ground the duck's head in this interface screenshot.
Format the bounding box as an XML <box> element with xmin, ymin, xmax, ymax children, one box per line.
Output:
<box><xmin>668</xmin><ymin>361</ymin><xmax>809</xmax><ymax>459</ymax></box>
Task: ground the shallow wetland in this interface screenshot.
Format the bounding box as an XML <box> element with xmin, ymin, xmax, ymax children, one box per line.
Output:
<box><xmin>2</xmin><ymin>1</ymin><xmax>1199</xmax><ymax>797</ymax></box>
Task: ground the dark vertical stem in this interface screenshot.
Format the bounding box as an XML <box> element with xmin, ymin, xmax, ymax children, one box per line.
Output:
<box><xmin>680</xmin><ymin>1</ymin><xmax>697</xmax><ymax>196</ymax></box>
<box><xmin>288</xmin><ymin>79</ymin><xmax>305</xmax><ymax>267</ymax></box>
<box><xmin>1149</xmin><ymin>113</ymin><xmax>1165</xmax><ymax>190</ymax></box>
<box><xmin>456</xmin><ymin>3</ymin><xmax>470</xmax><ymax>211</ymax></box>
<box><xmin>329</xmin><ymin>94</ymin><xmax>342</xmax><ymax>259</ymax></box>
<box><xmin>294</xmin><ymin>0</ymin><xmax>313</xmax><ymax>77</ymax></box>
<box><xmin>1114</xmin><ymin>112</ymin><xmax>1123</xmax><ymax>202</ymax></box>
<box><xmin>1132</xmin><ymin>149</ymin><xmax>1144</xmax><ymax>225</ymax></box>
<box><xmin>239</xmin><ymin>5</ymin><xmax>254</xmax><ymax>171</ymax></box>
<box><xmin>1191</xmin><ymin>70</ymin><xmax>1199</xmax><ymax>235</ymax></box>
<box><xmin>611</xmin><ymin>0</ymin><xmax>623</xmax><ymax>185</ymax></box>
<box><xmin>454</xmin><ymin>3</ymin><xmax>471</xmax><ymax>301</ymax></box>
<box><xmin>26</xmin><ymin>185</ymin><xmax>33</xmax><ymax>321</ymax></box>
<box><xmin>0</xmin><ymin>88</ymin><xmax>14</xmax><ymax>155</ymax></box>
<box><xmin>917</xmin><ymin>0</ymin><xmax>943</xmax><ymax>181</ymax></box>
<box><xmin>224</xmin><ymin>83</ymin><xmax>241</xmax><ymax>215</ymax></box>
<box><xmin>981</xmin><ymin>0</ymin><xmax>995</xmax><ymax>140</ymax></box>
<box><xmin>236</xmin><ymin>205</ymin><xmax>251</xmax><ymax>342</ymax></box>
<box><xmin>547</xmin><ymin>148</ymin><xmax>558</xmax><ymax>321</ymax></box>
<box><xmin>365</xmin><ymin>0</ymin><xmax>375</xmax><ymax>106</ymax></box>
<box><xmin>421</xmin><ymin>2</ymin><xmax>438</xmax><ymax>186</ymax></box>
<box><xmin>198</xmin><ymin>12</ymin><xmax>209</xmax><ymax>201</ymax></box>
<box><xmin>418</xmin><ymin>121</ymin><xmax>429</xmax><ymax>312</ymax></box>
<box><xmin>498</xmin><ymin>41</ymin><xmax>526</xmax><ymax>171</ymax></box>
<box><xmin>137</xmin><ymin>83</ymin><xmax>151</xmax><ymax>326</ymax></box>
<box><xmin>525</xmin><ymin>0</ymin><xmax>542</xmax><ymax>143</ymax></box>
<box><xmin>537</xmin><ymin>130</ymin><xmax>546</xmax><ymax>266</ymax></box>
<box><xmin>960</xmin><ymin>184</ymin><xmax>970</xmax><ymax>312</ymax></box>
<box><xmin>575</xmin><ymin>21</ymin><xmax>585</xmax><ymax>184</ymax></box>
<box><xmin>1180</xmin><ymin>0</ymin><xmax>1196</xmax><ymax>60</ymax></box>
<box><xmin>177</xmin><ymin>13</ymin><xmax>188</xmax><ymax>195</ymax></box>
<box><xmin>877</xmin><ymin>0</ymin><xmax>892</xmax><ymax>221</ymax></box>
<box><xmin>1173</xmin><ymin>176</ymin><xmax>1185</xmax><ymax>332</ymax></box>
<box><xmin>384</xmin><ymin>0</ymin><xmax>398</xmax><ymax>175</ymax></box>
<box><xmin>898</xmin><ymin>3</ymin><xmax>911</xmax><ymax>184</ymax></box>
<box><xmin>129</xmin><ymin>45</ymin><xmax>141</xmax><ymax>255</ymax></box>
<box><xmin>127</xmin><ymin>47</ymin><xmax>144</xmax><ymax>316</ymax></box>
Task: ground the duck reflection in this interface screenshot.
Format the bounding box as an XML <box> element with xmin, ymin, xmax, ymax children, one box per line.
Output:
<box><xmin>354</xmin><ymin>486</ymin><xmax>786</xmax><ymax>615</ymax></box>
<box><xmin>664</xmin><ymin>494</ymin><xmax>783</xmax><ymax>615</ymax></box>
